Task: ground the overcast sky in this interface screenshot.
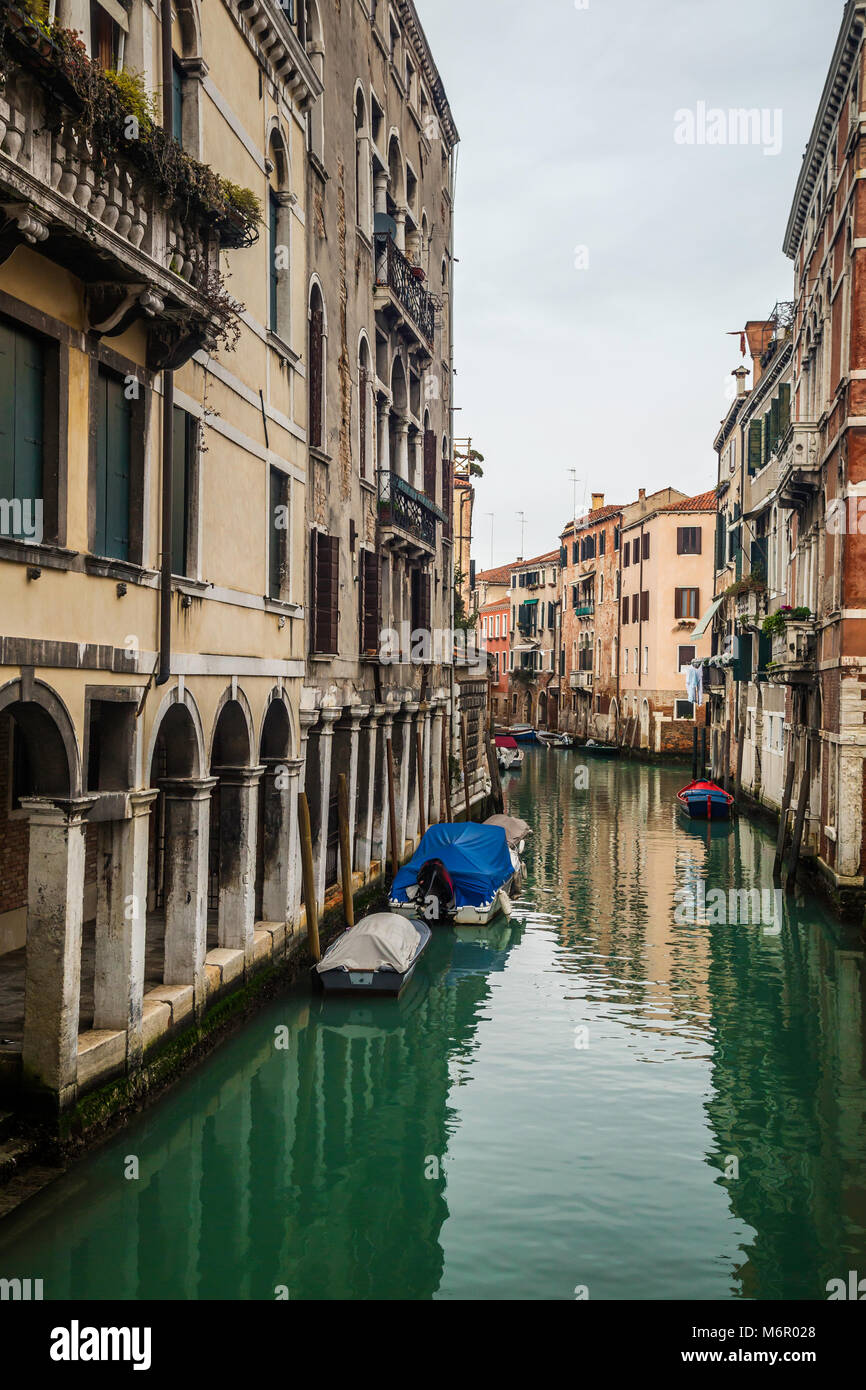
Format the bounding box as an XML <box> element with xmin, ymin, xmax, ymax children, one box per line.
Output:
<box><xmin>419</xmin><ymin>0</ymin><xmax>838</xmax><ymax>567</ymax></box>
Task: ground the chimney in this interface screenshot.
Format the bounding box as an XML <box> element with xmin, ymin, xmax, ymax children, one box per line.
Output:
<box><xmin>732</xmin><ymin>365</ymin><xmax>749</xmax><ymax>397</ymax></box>
<box><xmin>638</xmin><ymin>488</ymin><xmax>646</xmax><ymax>502</ymax></box>
<box><xmin>591</xmin><ymin>492</ymin><xmax>604</xmax><ymax>511</ymax></box>
<box><xmin>745</xmin><ymin>320</ymin><xmax>774</xmax><ymax>386</ymax></box>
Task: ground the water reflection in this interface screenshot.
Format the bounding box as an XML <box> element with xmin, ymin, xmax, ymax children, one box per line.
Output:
<box><xmin>0</xmin><ymin>751</ymin><xmax>864</xmax><ymax>1300</ymax></box>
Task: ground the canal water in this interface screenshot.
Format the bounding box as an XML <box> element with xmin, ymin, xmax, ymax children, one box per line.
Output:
<box><xmin>1</xmin><ymin>752</ymin><xmax>865</xmax><ymax>1300</ymax></box>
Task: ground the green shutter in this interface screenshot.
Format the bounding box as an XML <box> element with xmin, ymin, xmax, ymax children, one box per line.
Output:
<box><xmin>94</xmin><ymin>370</ymin><xmax>130</xmax><ymax>561</ymax></box>
<box><xmin>269</xmin><ymin>466</ymin><xmax>285</xmax><ymax>600</ymax></box>
<box><xmin>171</xmin><ymin>407</ymin><xmax>190</xmax><ymax>576</ymax></box>
<box><xmin>778</xmin><ymin>381</ymin><xmax>791</xmax><ymax>437</ymax></box>
<box><xmin>0</xmin><ymin>321</ymin><xmax>44</xmax><ymax>536</ymax></box>
<box><xmin>748</xmin><ymin>419</ymin><xmax>762</xmax><ymax>475</ymax></box>
<box><xmin>770</xmin><ymin>396</ymin><xmax>780</xmax><ymax>453</ymax></box>
<box><xmin>269</xmin><ymin>192</ymin><xmax>279</xmax><ymax>331</ymax></box>
<box><xmin>172</xmin><ymin>59</ymin><xmax>184</xmax><ymax>144</ymax></box>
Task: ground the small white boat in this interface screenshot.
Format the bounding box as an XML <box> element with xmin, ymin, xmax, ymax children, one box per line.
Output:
<box><xmin>495</xmin><ymin>735</ymin><xmax>524</xmax><ymax>769</ymax></box>
<box><xmin>315</xmin><ymin>913</ymin><xmax>431</xmax><ymax>995</ymax></box>
<box><xmin>536</xmin><ymin>730</ymin><xmax>575</xmax><ymax>748</ymax></box>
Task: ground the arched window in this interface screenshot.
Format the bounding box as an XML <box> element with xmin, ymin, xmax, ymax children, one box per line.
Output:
<box><xmin>268</xmin><ymin>130</ymin><xmax>291</xmax><ymax>340</ymax></box>
<box><xmin>309</xmin><ymin>284</ymin><xmax>326</xmax><ymax>451</ymax></box>
<box><xmin>355</xmin><ymin>88</ymin><xmax>372</xmax><ymax>237</ymax></box>
<box><xmin>358</xmin><ymin>336</ymin><xmax>373</xmax><ymax>481</ymax></box>
<box><xmin>170</xmin><ymin>0</ymin><xmax>204</xmax><ymax>157</ymax></box>
<box><xmin>305</xmin><ymin>2</ymin><xmax>325</xmax><ymax>164</ymax></box>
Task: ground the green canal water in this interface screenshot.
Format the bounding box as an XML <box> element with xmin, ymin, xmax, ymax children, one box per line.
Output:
<box><xmin>1</xmin><ymin>752</ymin><xmax>865</xmax><ymax>1300</ymax></box>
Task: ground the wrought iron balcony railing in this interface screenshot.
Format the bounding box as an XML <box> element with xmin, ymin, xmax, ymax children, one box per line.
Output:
<box><xmin>574</xmin><ymin>602</ymin><xmax>595</xmax><ymax>617</ymax></box>
<box><xmin>377</xmin><ymin>470</ymin><xmax>444</xmax><ymax>549</ymax></box>
<box><xmin>374</xmin><ymin>233</ymin><xmax>436</xmax><ymax>344</ymax></box>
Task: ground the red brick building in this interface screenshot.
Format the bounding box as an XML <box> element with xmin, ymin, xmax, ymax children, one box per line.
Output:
<box><xmin>480</xmin><ymin>596</ymin><xmax>510</xmax><ymax>724</ymax></box>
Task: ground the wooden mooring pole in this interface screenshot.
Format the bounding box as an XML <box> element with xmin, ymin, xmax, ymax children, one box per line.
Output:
<box><xmin>785</xmin><ymin>734</ymin><xmax>812</xmax><ymax>890</ymax></box>
<box><xmin>774</xmin><ymin>729</ymin><xmax>797</xmax><ymax>878</ymax></box>
<box><xmin>441</xmin><ymin>723</ymin><xmax>453</xmax><ymax>822</ymax></box>
<box><xmin>722</xmin><ymin>720</ymin><xmax>731</xmax><ymax>794</ymax></box>
<box><xmin>415</xmin><ymin>725</ymin><xmax>427</xmax><ymax>839</ymax></box>
<box><xmin>692</xmin><ymin>727</ymin><xmax>698</xmax><ymax>780</ymax></box>
<box><xmin>297</xmin><ymin>791</ymin><xmax>320</xmax><ymax>962</ymax></box>
<box><xmin>460</xmin><ymin>712</ymin><xmax>472</xmax><ymax>821</ymax></box>
<box><xmin>486</xmin><ymin>731</ymin><xmax>504</xmax><ymax>814</ymax></box>
<box><xmin>337</xmin><ymin>772</ymin><xmax>354</xmax><ymax>928</ymax></box>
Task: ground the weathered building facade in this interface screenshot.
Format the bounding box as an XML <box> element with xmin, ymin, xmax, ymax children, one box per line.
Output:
<box><xmin>300</xmin><ymin>0</ymin><xmax>459</xmax><ymax>911</ymax></box>
<box><xmin>508</xmin><ymin>550</ymin><xmax>560</xmax><ymax>728</ymax></box>
<box><xmin>559</xmin><ymin>496</ymin><xmax>623</xmax><ymax>740</ymax></box>
<box><xmin>0</xmin><ymin>0</ymin><xmax>318</xmax><ymax>1110</ymax></box>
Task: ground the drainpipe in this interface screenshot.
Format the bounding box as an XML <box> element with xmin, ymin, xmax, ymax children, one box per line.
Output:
<box><xmin>156</xmin><ymin>0</ymin><xmax>174</xmax><ymax>685</ymax></box>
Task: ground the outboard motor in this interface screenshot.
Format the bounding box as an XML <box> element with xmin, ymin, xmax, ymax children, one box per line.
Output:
<box><xmin>416</xmin><ymin>859</ymin><xmax>456</xmax><ymax>924</ymax></box>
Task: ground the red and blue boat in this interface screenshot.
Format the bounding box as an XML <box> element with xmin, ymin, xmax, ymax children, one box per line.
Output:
<box><xmin>677</xmin><ymin>779</ymin><xmax>734</xmax><ymax>821</ymax></box>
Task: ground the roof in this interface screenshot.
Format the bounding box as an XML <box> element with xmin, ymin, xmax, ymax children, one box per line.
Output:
<box><xmin>474</xmin><ymin>563</ymin><xmax>513</xmax><ymax>586</ymax></box>
<box><xmin>512</xmin><ymin>548</ymin><xmax>559</xmax><ymax>570</ymax></box>
<box><xmin>784</xmin><ymin>2</ymin><xmax>865</xmax><ymax>258</ymax></box>
<box><xmin>480</xmin><ymin>597</ymin><xmax>509</xmax><ymax>612</ymax></box>
<box><xmin>660</xmin><ymin>490</ymin><xmax>718</xmax><ymax>513</ymax></box>
<box><xmin>561</xmin><ymin>504</ymin><xmax>624</xmax><ymax>538</ymax></box>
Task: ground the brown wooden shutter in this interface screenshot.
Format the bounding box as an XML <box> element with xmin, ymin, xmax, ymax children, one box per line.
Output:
<box><xmin>631</xmin><ymin>593</ymin><xmax>639</xmax><ymax>623</ymax></box>
<box><xmin>311</xmin><ymin>530</ymin><xmax>338</xmax><ymax>652</ymax></box>
<box><xmin>441</xmin><ymin>455</ymin><xmax>452</xmax><ymax>538</ymax></box>
<box><xmin>623</xmin><ymin>544</ymin><xmax>630</xmax><ymax>568</ymax></box>
<box><xmin>642</xmin><ymin>531</ymin><xmax>649</xmax><ymax>560</ymax></box>
<box><xmin>359</xmin><ymin>548</ymin><xmax>380</xmax><ymax>655</ymax></box>
<box><xmin>641</xmin><ymin>590</ymin><xmax>649</xmax><ymax>621</ymax></box>
<box><xmin>423</xmin><ymin>428</ymin><xmax>437</xmax><ymax>501</ymax></box>
<box><xmin>693</xmin><ymin>527</ymin><xmax>702</xmax><ymax>554</ymax></box>
<box><xmin>421</xmin><ymin>572</ymin><xmax>431</xmax><ymax>633</ymax></box>
<box><xmin>622</xmin><ymin>596</ymin><xmax>629</xmax><ymax>625</ymax></box>
<box><xmin>677</xmin><ymin>527</ymin><xmax>684</xmax><ymax>554</ymax></box>
<box><xmin>309</xmin><ymin>302</ymin><xmax>324</xmax><ymax>450</ymax></box>
<box><xmin>633</xmin><ymin>538</ymin><xmax>640</xmax><ymax>565</ymax></box>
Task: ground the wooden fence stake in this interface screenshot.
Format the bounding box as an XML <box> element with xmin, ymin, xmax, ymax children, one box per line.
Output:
<box><xmin>774</xmin><ymin>729</ymin><xmax>797</xmax><ymax>877</ymax></box>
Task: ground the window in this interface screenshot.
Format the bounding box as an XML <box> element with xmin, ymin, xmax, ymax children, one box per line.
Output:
<box><xmin>624</xmin><ymin>647</ymin><xmax>629</xmax><ymax>674</ymax></box>
<box><xmin>308</xmin><ymin>285</ymin><xmax>325</xmax><ymax>450</ymax></box>
<box><xmin>675</xmin><ymin>587</ymin><xmax>700</xmax><ymax>619</ymax></box>
<box><xmin>495</xmin><ymin>614</ymin><xmax>500</xmax><ymax>638</ymax></box>
<box><xmin>623</xmin><ymin>542</ymin><xmax>630</xmax><ymax>568</ymax></box>
<box><xmin>269</xmin><ymin>467</ymin><xmax>290</xmax><ymax>600</ymax></box>
<box><xmin>677</xmin><ymin>526</ymin><xmax>702</xmax><ymax>555</ymax></box>
<box><xmin>599</xmin><ymin>574</ymin><xmax>604</xmax><ymax>604</ymax></box>
<box><xmin>642</xmin><ymin>532</ymin><xmax>649</xmax><ymax>560</ymax></box>
<box><xmin>310</xmin><ymin>529</ymin><xmax>339</xmax><ymax>653</ymax></box>
<box><xmin>359</xmin><ymin>548</ymin><xmax>380</xmax><ymax>656</ymax></box>
<box><xmin>614</xmin><ymin>526</ymin><xmax>620</xmax><ymax>551</ymax></box>
<box><xmin>86</xmin><ymin>696</ymin><xmax>135</xmax><ymax>792</ymax></box>
<box><xmin>633</xmin><ymin>647</ymin><xmax>638</xmax><ymax>674</ymax></box>
<box><xmin>622</xmin><ymin>595</ymin><xmax>629</xmax><ymax>625</ymax></box>
<box><xmin>90</xmin><ymin>0</ymin><xmax>124</xmax><ymax>70</ymax></box>
<box><xmin>674</xmin><ymin>699</ymin><xmax>694</xmax><ymax>719</ymax></box>
<box><xmin>0</xmin><ymin>319</ymin><xmax>44</xmax><ymax>541</ymax></box>
<box><xmin>410</xmin><ymin>569</ymin><xmax>431</xmax><ymax>637</ymax></box>
<box><xmin>93</xmin><ymin>367</ymin><xmax>132</xmax><ymax>561</ymax></box>
<box><xmin>678</xmin><ymin>644</ymin><xmax>696</xmax><ymax>672</ymax></box>
<box><xmin>269</xmin><ymin>191</ymin><xmax>280</xmax><ymax>331</ymax></box>
<box><xmin>171</xmin><ymin>407</ymin><xmax>196</xmax><ymax>578</ymax></box>
<box><xmin>482</xmin><ymin>616</ymin><xmax>488</xmax><ymax>639</ymax></box>
<box><xmin>172</xmin><ymin>55</ymin><xmax>185</xmax><ymax>145</ymax></box>
<box><xmin>632</xmin><ymin>538</ymin><xmax>640</xmax><ymax>565</ymax></box>
<box><xmin>643</xmin><ymin>646</ymin><xmax>648</xmax><ymax>674</ymax></box>
<box><xmin>631</xmin><ymin>593</ymin><xmax>639</xmax><ymax>622</ymax></box>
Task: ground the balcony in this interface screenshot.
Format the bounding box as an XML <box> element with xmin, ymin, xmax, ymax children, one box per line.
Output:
<box><xmin>734</xmin><ymin>586</ymin><xmax>766</xmax><ymax>629</ymax></box>
<box><xmin>374</xmin><ymin>233</ymin><xmax>436</xmax><ymax>349</ymax></box>
<box><xmin>574</xmin><ymin>603</ymin><xmax>595</xmax><ymax>618</ymax></box>
<box><xmin>777</xmin><ymin>422</ymin><xmax>822</xmax><ymax>509</ymax></box>
<box><xmin>377</xmin><ymin>470</ymin><xmax>444</xmax><ymax>555</ymax></box>
<box><xmin>0</xmin><ymin>10</ymin><xmax>260</xmax><ymax>369</ymax></box>
<box><xmin>768</xmin><ymin>620</ymin><xmax>818</xmax><ymax>684</ymax></box>
<box><xmin>569</xmin><ymin>671</ymin><xmax>592</xmax><ymax>689</ymax></box>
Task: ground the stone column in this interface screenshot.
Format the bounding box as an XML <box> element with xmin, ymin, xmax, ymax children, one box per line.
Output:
<box><xmin>20</xmin><ymin>796</ymin><xmax>95</xmax><ymax>1107</ymax></box>
<box><xmin>345</xmin><ymin>707</ymin><xmax>366</xmax><ymax>869</ymax></box>
<box><xmin>394</xmin><ymin>420</ymin><xmax>410</xmax><ymax>482</ymax></box>
<box><xmin>374</xmin><ymin>169</ymin><xmax>389</xmax><ymax>217</ymax></box>
<box><xmin>394</xmin><ymin>206</ymin><xmax>407</xmax><ymax>252</ymax></box>
<box><xmin>420</xmin><ymin>700</ymin><xmax>432</xmax><ymax>832</ymax></box>
<box><xmin>260</xmin><ymin>757</ymin><xmax>303</xmax><ymax>930</ymax></box>
<box><xmin>294</xmin><ymin>709</ymin><xmax>319</xmax><ymax>935</ymax></box>
<box><xmin>377</xmin><ymin>400</ymin><xmax>391</xmax><ymax>476</ymax></box>
<box><xmin>313</xmin><ymin>708</ymin><xmax>340</xmax><ymax>911</ymax></box>
<box><xmin>93</xmin><ymin>789</ymin><xmax>159</xmax><ymax>1070</ymax></box>
<box><xmin>411</xmin><ymin>431</ymin><xmax>423</xmax><ymax>492</ymax></box>
<box><xmin>162</xmin><ymin>777</ymin><xmax>215</xmax><ymax>1007</ymax></box>
<box><xmin>373</xmin><ymin>708</ymin><xmax>395</xmax><ymax>865</ymax></box>
<box><xmin>430</xmin><ymin>700</ymin><xmax>444</xmax><ymax>825</ymax></box>
<box><xmin>215</xmin><ymin>766</ymin><xmax>264</xmax><ymax>956</ymax></box>
<box><xmin>358</xmin><ymin>705</ymin><xmax>384</xmax><ymax>875</ymax></box>
<box><xmin>399</xmin><ymin>701</ymin><xmax>420</xmax><ymax>851</ymax></box>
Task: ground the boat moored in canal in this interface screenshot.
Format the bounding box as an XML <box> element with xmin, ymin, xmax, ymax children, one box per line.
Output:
<box><xmin>315</xmin><ymin>913</ymin><xmax>432</xmax><ymax>995</ymax></box>
<box><xmin>495</xmin><ymin>734</ymin><xmax>524</xmax><ymax>769</ymax></box>
<box><xmin>582</xmin><ymin>739</ymin><xmax>621</xmax><ymax>758</ymax></box>
<box><xmin>676</xmin><ymin>779</ymin><xmax>735</xmax><ymax>821</ymax></box>
<box><xmin>536</xmin><ymin>731</ymin><xmax>575</xmax><ymax>748</ymax></box>
<box><xmin>390</xmin><ymin>821</ymin><xmax>521</xmax><ymax>926</ymax></box>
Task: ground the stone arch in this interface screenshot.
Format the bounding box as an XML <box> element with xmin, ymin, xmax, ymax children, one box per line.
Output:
<box><xmin>308</xmin><ymin>277</ymin><xmax>327</xmax><ymax>451</ymax></box>
<box><xmin>0</xmin><ymin>678</ymin><xmax>80</xmax><ymax>796</ymax></box>
<box><xmin>358</xmin><ymin>331</ymin><xmax>374</xmax><ymax>481</ymax></box>
<box><xmin>145</xmin><ymin>685</ymin><xmax>206</xmax><ymax>781</ymax></box>
<box><xmin>259</xmin><ymin>688</ymin><xmax>297</xmax><ymax>761</ymax></box>
<box><xmin>210</xmin><ymin>688</ymin><xmax>255</xmax><ymax>770</ymax></box>
<box><xmin>174</xmin><ymin>0</ymin><xmax>203</xmax><ymax>55</ymax></box>
<box><xmin>538</xmin><ymin>689</ymin><xmax>548</xmax><ymax>728</ymax></box>
<box><xmin>387</xmin><ymin>130</ymin><xmax>405</xmax><ymax>210</ymax></box>
<box><xmin>608</xmin><ymin>697</ymin><xmax>619</xmax><ymax>741</ymax></box>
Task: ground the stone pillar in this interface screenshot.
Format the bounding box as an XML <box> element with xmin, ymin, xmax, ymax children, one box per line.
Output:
<box><xmin>399</xmin><ymin>701</ymin><xmax>420</xmax><ymax>850</ymax></box>
<box><xmin>162</xmin><ymin>777</ymin><xmax>215</xmax><ymax>1006</ymax></box>
<box><xmin>394</xmin><ymin>420</ymin><xmax>410</xmax><ymax>482</ymax></box>
<box><xmin>374</xmin><ymin>169</ymin><xmax>389</xmax><ymax>217</ymax></box>
<box><xmin>260</xmin><ymin>757</ymin><xmax>303</xmax><ymax>928</ymax></box>
<box><xmin>294</xmin><ymin>708</ymin><xmax>319</xmax><ymax>934</ymax></box>
<box><xmin>411</xmin><ymin>431</ymin><xmax>423</xmax><ymax>492</ymax></box>
<box><xmin>313</xmin><ymin>708</ymin><xmax>340</xmax><ymax>911</ymax></box>
<box><xmin>420</xmin><ymin>700</ymin><xmax>432</xmax><ymax>831</ymax></box>
<box><xmin>377</xmin><ymin>400</ymin><xmax>391</xmax><ymax>475</ymax></box>
<box><xmin>359</xmin><ymin>705</ymin><xmax>384</xmax><ymax>874</ymax></box>
<box><xmin>394</xmin><ymin>206</ymin><xmax>407</xmax><ymax>252</ymax></box>
<box><xmin>345</xmin><ymin>707</ymin><xmax>366</xmax><ymax>868</ymax></box>
<box><xmin>93</xmin><ymin>789</ymin><xmax>159</xmax><ymax>1070</ymax></box>
<box><xmin>430</xmin><ymin>700</ymin><xmax>444</xmax><ymax>824</ymax></box>
<box><xmin>20</xmin><ymin>796</ymin><xmax>95</xmax><ymax>1107</ymax></box>
<box><xmin>215</xmin><ymin>766</ymin><xmax>264</xmax><ymax>956</ymax></box>
<box><xmin>373</xmin><ymin>709</ymin><xmax>395</xmax><ymax>864</ymax></box>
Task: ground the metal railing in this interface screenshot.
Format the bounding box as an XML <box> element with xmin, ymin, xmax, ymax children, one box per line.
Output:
<box><xmin>374</xmin><ymin>234</ymin><xmax>436</xmax><ymax>343</ymax></box>
<box><xmin>377</xmin><ymin>470</ymin><xmax>443</xmax><ymax>548</ymax></box>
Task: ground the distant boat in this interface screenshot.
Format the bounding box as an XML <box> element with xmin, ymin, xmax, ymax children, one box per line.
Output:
<box><xmin>677</xmin><ymin>779</ymin><xmax>734</xmax><ymax>821</ymax></box>
<box><xmin>315</xmin><ymin>913</ymin><xmax>431</xmax><ymax>995</ymax></box>
<box><xmin>536</xmin><ymin>730</ymin><xmax>575</xmax><ymax>748</ymax></box>
<box><xmin>494</xmin><ymin>734</ymin><xmax>524</xmax><ymax>768</ymax></box>
<box><xmin>389</xmin><ymin>821</ymin><xmax>521</xmax><ymax>927</ymax></box>
<box><xmin>583</xmin><ymin>739</ymin><xmax>620</xmax><ymax>758</ymax></box>
<box><xmin>507</xmin><ymin>724</ymin><xmax>539</xmax><ymax>745</ymax></box>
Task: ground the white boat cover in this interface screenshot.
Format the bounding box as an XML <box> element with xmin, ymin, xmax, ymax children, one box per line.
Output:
<box><xmin>316</xmin><ymin>913</ymin><xmax>424</xmax><ymax>974</ymax></box>
<box><xmin>484</xmin><ymin>813</ymin><xmax>532</xmax><ymax>849</ymax></box>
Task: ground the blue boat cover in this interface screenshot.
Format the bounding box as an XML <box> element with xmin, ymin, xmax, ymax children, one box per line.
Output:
<box><xmin>392</xmin><ymin>822</ymin><xmax>514</xmax><ymax>907</ymax></box>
